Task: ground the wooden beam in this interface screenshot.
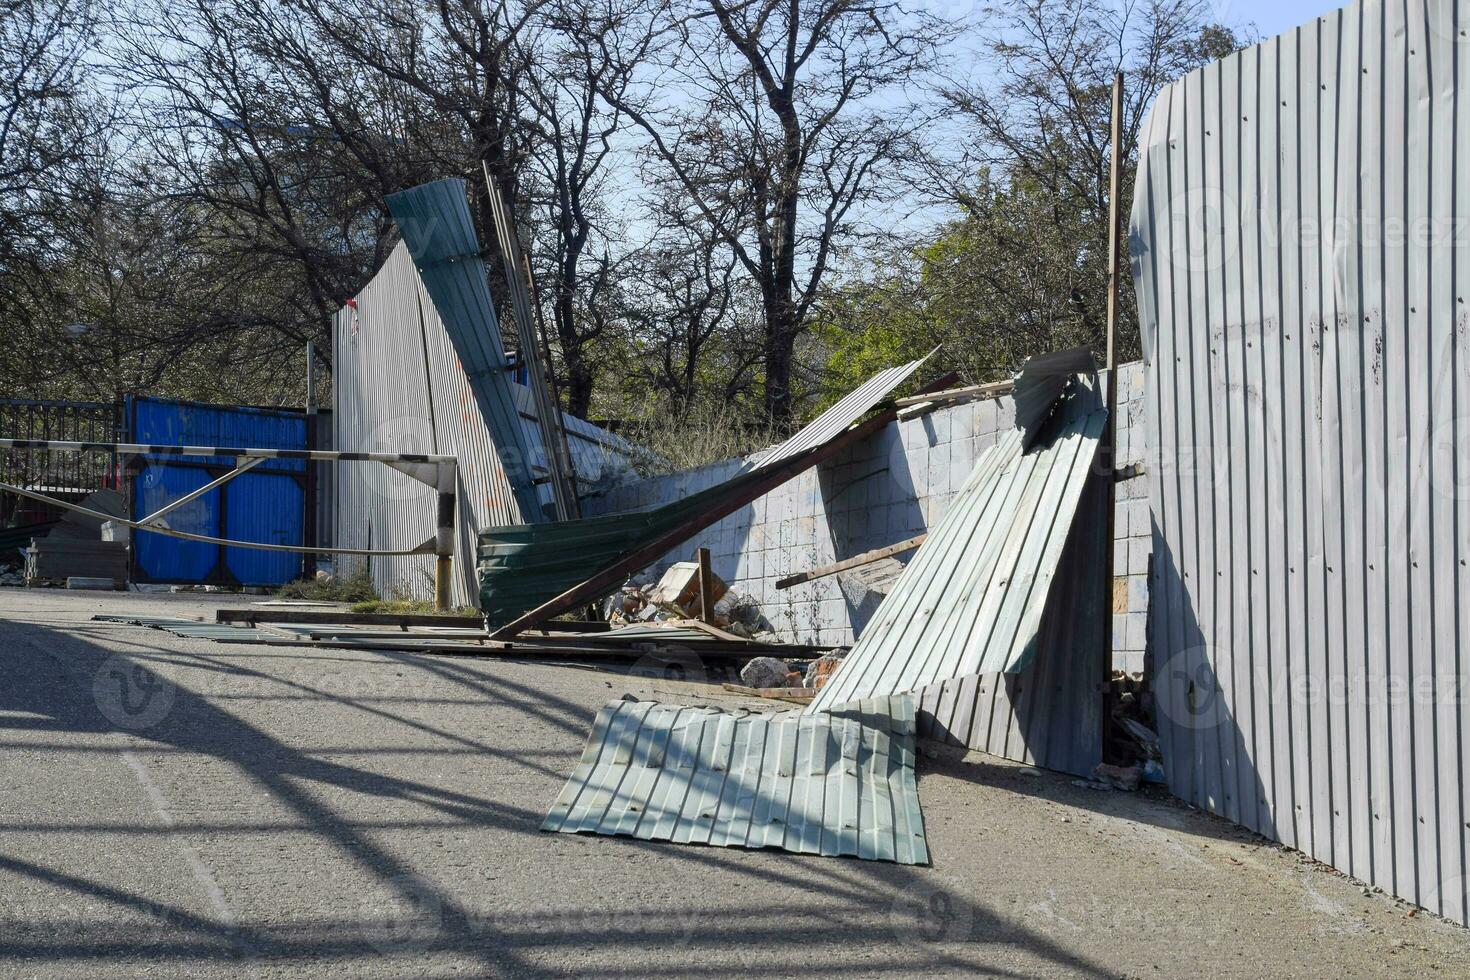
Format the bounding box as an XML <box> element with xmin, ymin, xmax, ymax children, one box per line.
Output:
<box><xmin>214</xmin><ymin>609</ymin><xmax>483</xmax><ymax>628</ymax></box>
<box><xmin>695</xmin><ymin>547</ymin><xmax>714</xmax><ymax>623</ymax></box>
<box><xmin>893</xmin><ymin>379</ymin><xmax>1013</xmax><ymax>409</ymax></box>
<box><xmin>774</xmin><ymin>533</ymin><xmax>927</xmax><ymax>590</ymax></box>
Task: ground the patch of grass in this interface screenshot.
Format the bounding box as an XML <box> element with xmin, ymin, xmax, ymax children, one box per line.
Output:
<box><xmin>349</xmin><ymin>598</ymin><xmax>480</xmax><ymax>617</ymax></box>
<box><xmin>275</xmin><ymin>566</ymin><xmax>378</xmax><ymax>603</ymax></box>
<box><xmin>615</xmin><ymin>398</ymin><xmax>781</xmax><ymax>477</ymax></box>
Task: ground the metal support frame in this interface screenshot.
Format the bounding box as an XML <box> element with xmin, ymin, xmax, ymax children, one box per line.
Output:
<box><xmin>1101</xmin><ymin>71</ymin><xmax>1125</xmax><ymax>746</ymax></box>
<box><xmin>482</xmin><ymin>163</ymin><xmax>580</xmax><ymax>522</ymax></box>
<box><xmin>136</xmin><ymin>456</ymin><xmax>266</xmax><ymax>528</ymax></box>
<box><xmin>0</xmin><ymin>438</ymin><xmax>461</xmax><ymax>611</ymax></box>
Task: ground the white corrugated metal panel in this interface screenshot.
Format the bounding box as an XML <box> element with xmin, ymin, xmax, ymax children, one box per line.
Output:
<box><xmin>1130</xmin><ymin>0</ymin><xmax>1470</xmax><ymax>923</ymax></box>
<box><xmin>543</xmin><ymin>694</ymin><xmax>928</xmax><ymax>863</ymax></box>
<box><xmin>742</xmin><ymin>352</ymin><xmax>931</xmax><ymax>471</ymax></box>
<box><xmin>913</xmin><ymin>465</ymin><xmax>1110</xmax><ymax>777</ymax></box>
<box><xmin>807</xmin><ymin>379</ymin><xmax>1107</xmax><ymax>711</ymax></box>
<box><xmin>333</xmin><ymin>242</ymin><xmax>636</xmax><ymax>607</ymax></box>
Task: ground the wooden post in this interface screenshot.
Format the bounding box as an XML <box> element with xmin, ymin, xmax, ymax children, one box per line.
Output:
<box><xmin>1102</xmin><ymin>71</ymin><xmax>1125</xmax><ymax>744</ymax></box>
<box><xmin>695</xmin><ymin>547</ymin><xmax>714</xmax><ymax>623</ymax></box>
<box><xmin>434</xmin><ymin>486</ymin><xmax>455</xmax><ymax>612</ymax></box>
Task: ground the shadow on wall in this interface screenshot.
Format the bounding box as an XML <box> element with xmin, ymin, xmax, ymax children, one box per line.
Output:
<box><xmin>1148</xmin><ymin>530</ymin><xmax>1277</xmax><ymax>842</ymax></box>
<box><xmin>820</xmin><ymin>427</ymin><xmax>925</xmax><ymax>637</ymax></box>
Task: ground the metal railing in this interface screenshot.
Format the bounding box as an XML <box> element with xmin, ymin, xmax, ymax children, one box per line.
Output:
<box><xmin>0</xmin><ymin>438</ymin><xmax>460</xmax><ymax>610</ymax></box>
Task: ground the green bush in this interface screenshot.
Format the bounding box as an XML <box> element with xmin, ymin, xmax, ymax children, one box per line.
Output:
<box><xmin>275</xmin><ymin>566</ymin><xmax>378</xmax><ymax>603</ymax></box>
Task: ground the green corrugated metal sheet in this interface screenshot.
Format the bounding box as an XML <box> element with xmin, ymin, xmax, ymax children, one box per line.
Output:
<box><xmin>543</xmin><ymin>694</ymin><xmax>927</xmax><ymax>863</ymax></box>
<box><xmin>808</xmin><ymin>376</ymin><xmax>1107</xmax><ymax>712</ymax></box>
<box><xmin>385</xmin><ymin>179</ymin><xmax>543</xmax><ymax>522</ymax></box>
<box><xmin>476</xmin><ymin>356</ymin><xmax>929</xmax><ymax>626</ymax></box>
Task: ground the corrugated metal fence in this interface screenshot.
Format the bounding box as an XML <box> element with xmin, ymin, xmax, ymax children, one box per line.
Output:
<box><xmin>334</xmin><ymin>241</ymin><xmax>636</xmax><ymax>606</ymax></box>
<box><xmin>1131</xmin><ymin>0</ymin><xmax>1470</xmax><ymax>922</ymax></box>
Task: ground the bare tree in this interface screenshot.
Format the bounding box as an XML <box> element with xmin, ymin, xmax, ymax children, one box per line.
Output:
<box><xmin>0</xmin><ymin>0</ymin><xmax>110</xmax><ymax>392</ymax></box>
<box><xmin>590</xmin><ymin>0</ymin><xmax>951</xmax><ymax>427</ymax></box>
<box><xmin>511</xmin><ymin>0</ymin><xmax>641</xmax><ymax>417</ymax></box>
<box><xmin>917</xmin><ymin>0</ymin><xmax>1243</xmax><ymax>363</ymax></box>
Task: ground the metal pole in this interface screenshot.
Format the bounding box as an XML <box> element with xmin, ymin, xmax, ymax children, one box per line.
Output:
<box><xmin>481</xmin><ymin>163</ymin><xmax>580</xmax><ymax>522</ymax></box>
<box><xmin>0</xmin><ymin>438</ymin><xmax>456</xmax><ymax>465</ymax></box>
<box><xmin>522</xmin><ymin>253</ymin><xmax>582</xmax><ymax>519</ymax></box>
<box><xmin>304</xmin><ymin>342</ymin><xmax>318</xmax><ymax>579</ymax></box>
<box><xmin>434</xmin><ymin>463</ymin><xmax>456</xmax><ymax>612</ymax></box>
<box><xmin>1102</xmin><ymin>71</ymin><xmax>1124</xmax><ymax>739</ymax></box>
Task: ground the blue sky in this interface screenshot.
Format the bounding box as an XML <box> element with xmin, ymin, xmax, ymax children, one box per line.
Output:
<box><xmin>1221</xmin><ymin>0</ymin><xmax>1346</xmax><ymax>41</ymax></box>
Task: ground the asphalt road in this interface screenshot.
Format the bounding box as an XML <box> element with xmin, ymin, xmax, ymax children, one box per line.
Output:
<box><xmin>1</xmin><ymin>588</ymin><xmax>1468</xmax><ymax>978</ymax></box>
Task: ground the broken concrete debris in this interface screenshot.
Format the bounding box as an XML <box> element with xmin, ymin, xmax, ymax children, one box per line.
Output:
<box><xmin>648</xmin><ymin>560</ymin><xmax>728</xmax><ymax>615</ymax></box>
<box><xmin>1089</xmin><ymin>763</ymin><xmax>1142</xmax><ymax>792</ymax></box>
<box><xmin>739</xmin><ymin>656</ymin><xmax>792</xmax><ymax>690</ymax></box>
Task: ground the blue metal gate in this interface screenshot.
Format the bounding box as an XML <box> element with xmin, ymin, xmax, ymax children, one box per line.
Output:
<box><xmin>126</xmin><ymin>397</ymin><xmax>306</xmax><ymax>586</ymax></box>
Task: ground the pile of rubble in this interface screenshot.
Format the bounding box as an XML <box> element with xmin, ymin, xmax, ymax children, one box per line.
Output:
<box><xmin>737</xmin><ymin>651</ymin><xmax>844</xmax><ymax>691</ymax></box>
<box><xmin>604</xmin><ymin>561</ymin><xmax>767</xmax><ymax>638</ymax></box>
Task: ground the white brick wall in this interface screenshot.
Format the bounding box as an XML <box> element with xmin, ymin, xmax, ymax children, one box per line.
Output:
<box><xmin>586</xmin><ymin>361</ymin><xmax>1151</xmax><ymax>669</ymax></box>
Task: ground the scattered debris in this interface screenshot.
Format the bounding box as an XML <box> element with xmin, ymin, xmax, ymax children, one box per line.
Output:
<box><xmin>648</xmin><ymin>560</ymin><xmax>728</xmax><ymax>617</ymax></box>
<box><xmin>803</xmin><ymin>652</ymin><xmax>844</xmax><ymax>690</ymax></box>
<box><xmin>66</xmin><ymin>576</ymin><xmax>121</xmax><ymax>591</ymax></box>
<box><xmin>1119</xmin><ymin>717</ymin><xmax>1161</xmax><ymax>759</ymax></box>
<box><xmin>720</xmin><ymin>683</ymin><xmax>814</xmax><ymax>704</ymax></box>
<box><xmin>25</xmin><ymin>538</ymin><xmax>127</xmax><ymax>589</ymax></box>
<box><xmin>1089</xmin><ymin>763</ymin><xmax>1142</xmax><ymax>792</ymax></box>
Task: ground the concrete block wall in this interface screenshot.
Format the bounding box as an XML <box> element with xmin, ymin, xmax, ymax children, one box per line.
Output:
<box><xmin>585</xmin><ymin>361</ymin><xmax>1149</xmax><ymax>671</ymax></box>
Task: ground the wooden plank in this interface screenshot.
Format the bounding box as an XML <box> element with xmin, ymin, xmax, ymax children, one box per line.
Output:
<box><xmin>721</xmin><ymin>683</ymin><xmax>814</xmax><ymax>704</ymax></box>
<box><xmin>695</xmin><ymin>547</ymin><xmax>714</xmax><ymax>623</ymax></box>
<box><xmin>774</xmin><ymin>533</ymin><xmax>926</xmax><ymax>590</ymax></box>
<box><xmin>892</xmin><ymin>379</ymin><xmax>1013</xmax><ymax>408</ymax></box>
<box><xmin>213</xmin><ymin>608</ymin><xmax>483</xmax><ymax>628</ymax></box>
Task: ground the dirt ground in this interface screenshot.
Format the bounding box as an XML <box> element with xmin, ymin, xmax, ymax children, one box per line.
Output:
<box><xmin>1</xmin><ymin>587</ymin><xmax>1468</xmax><ymax>978</ymax></box>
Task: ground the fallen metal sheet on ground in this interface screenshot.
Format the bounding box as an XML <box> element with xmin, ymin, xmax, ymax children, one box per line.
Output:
<box><xmin>542</xmin><ymin>694</ymin><xmax>927</xmax><ymax>864</ymax></box>
<box><xmin>90</xmin><ymin>614</ymin><xmax>809</xmax><ymax>664</ymax></box>
<box><xmin>806</xmin><ymin>376</ymin><xmax>1106</xmax><ymax>712</ymax></box>
<box><xmin>91</xmin><ymin>615</ymin><xmax>275</xmax><ymax>642</ymax></box>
